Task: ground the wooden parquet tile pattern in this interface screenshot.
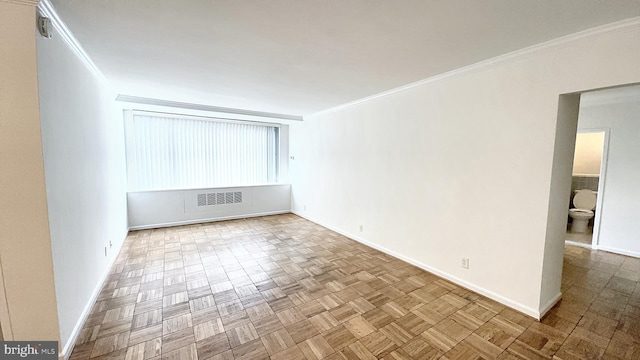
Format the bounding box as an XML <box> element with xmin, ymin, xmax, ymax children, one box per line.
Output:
<box><xmin>69</xmin><ymin>214</ymin><xmax>640</xmax><ymax>359</ymax></box>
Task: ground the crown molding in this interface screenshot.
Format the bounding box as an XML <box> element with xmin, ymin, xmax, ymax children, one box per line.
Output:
<box><xmin>0</xmin><ymin>0</ymin><xmax>39</xmax><ymax>7</ymax></box>
<box><xmin>310</xmin><ymin>16</ymin><xmax>640</xmax><ymax>118</ymax></box>
<box><xmin>116</xmin><ymin>95</ymin><xmax>304</xmax><ymax>121</ymax></box>
<box><xmin>37</xmin><ymin>0</ymin><xmax>109</xmax><ymax>86</ymax></box>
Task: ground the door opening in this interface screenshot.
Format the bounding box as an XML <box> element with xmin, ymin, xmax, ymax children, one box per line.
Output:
<box><xmin>566</xmin><ymin>129</ymin><xmax>609</xmax><ymax>248</ymax></box>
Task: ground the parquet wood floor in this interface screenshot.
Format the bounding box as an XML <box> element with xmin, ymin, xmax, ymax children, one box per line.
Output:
<box><xmin>69</xmin><ymin>214</ymin><xmax>640</xmax><ymax>359</ymax></box>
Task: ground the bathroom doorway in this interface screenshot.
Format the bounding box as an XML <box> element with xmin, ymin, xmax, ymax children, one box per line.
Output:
<box><xmin>566</xmin><ymin>129</ymin><xmax>609</xmax><ymax>247</ymax></box>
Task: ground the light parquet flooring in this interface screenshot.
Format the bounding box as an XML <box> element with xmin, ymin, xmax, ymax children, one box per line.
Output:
<box><xmin>70</xmin><ymin>214</ymin><xmax>640</xmax><ymax>359</ymax></box>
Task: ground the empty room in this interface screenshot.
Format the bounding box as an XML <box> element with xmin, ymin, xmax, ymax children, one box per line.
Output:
<box><xmin>1</xmin><ymin>1</ymin><xmax>640</xmax><ymax>359</ymax></box>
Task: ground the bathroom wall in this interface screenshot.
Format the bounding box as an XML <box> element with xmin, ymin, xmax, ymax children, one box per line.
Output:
<box><xmin>571</xmin><ymin>176</ymin><xmax>599</xmax><ymax>193</ymax></box>
<box><xmin>572</xmin><ymin>131</ymin><xmax>605</xmax><ymax>175</ymax></box>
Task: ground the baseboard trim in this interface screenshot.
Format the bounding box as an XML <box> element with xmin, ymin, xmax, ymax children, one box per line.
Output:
<box><xmin>60</xmin><ymin>226</ymin><xmax>129</xmax><ymax>360</ymax></box>
<box><xmin>565</xmin><ymin>240</ymin><xmax>593</xmax><ymax>249</ymax></box>
<box><xmin>128</xmin><ymin>210</ymin><xmax>291</xmax><ymax>231</ymax></box>
<box><xmin>291</xmin><ymin>211</ymin><xmax>544</xmax><ymax>320</ymax></box>
<box><xmin>593</xmin><ymin>244</ymin><xmax>640</xmax><ymax>258</ymax></box>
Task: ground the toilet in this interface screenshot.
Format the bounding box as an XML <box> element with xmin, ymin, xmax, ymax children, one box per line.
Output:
<box><xmin>569</xmin><ymin>189</ymin><xmax>597</xmax><ymax>233</ymax></box>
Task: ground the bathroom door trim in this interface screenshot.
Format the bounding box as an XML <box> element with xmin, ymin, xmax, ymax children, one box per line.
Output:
<box><xmin>576</xmin><ymin>127</ymin><xmax>610</xmax><ymax>248</ymax></box>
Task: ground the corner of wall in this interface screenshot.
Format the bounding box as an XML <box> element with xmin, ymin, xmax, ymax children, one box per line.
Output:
<box><xmin>36</xmin><ymin>0</ymin><xmax>129</xmax><ymax>353</ymax></box>
<box><xmin>0</xmin><ymin>0</ymin><xmax>61</xmax><ymax>344</ymax></box>
<box><xmin>540</xmin><ymin>94</ymin><xmax>581</xmax><ymax>312</ymax></box>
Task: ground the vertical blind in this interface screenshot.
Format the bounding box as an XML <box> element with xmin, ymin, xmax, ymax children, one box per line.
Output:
<box><xmin>127</xmin><ymin>114</ymin><xmax>278</xmax><ymax>191</ymax></box>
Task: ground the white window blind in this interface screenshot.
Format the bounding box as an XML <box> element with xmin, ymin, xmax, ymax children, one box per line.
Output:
<box><xmin>126</xmin><ymin>113</ymin><xmax>278</xmax><ymax>191</ymax></box>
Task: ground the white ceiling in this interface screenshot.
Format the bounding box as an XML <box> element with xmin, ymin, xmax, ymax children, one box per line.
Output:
<box><xmin>51</xmin><ymin>0</ymin><xmax>640</xmax><ymax>116</ymax></box>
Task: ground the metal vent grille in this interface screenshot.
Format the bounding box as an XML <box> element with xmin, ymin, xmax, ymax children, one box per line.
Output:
<box><xmin>197</xmin><ymin>191</ymin><xmax>243</xmax><ymax>207</ymax></box>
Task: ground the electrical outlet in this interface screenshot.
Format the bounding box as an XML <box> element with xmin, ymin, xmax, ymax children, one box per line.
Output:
<box><xmin>304</xmin><ymin>205</ymin><xmax>307</xmax><ymax>211</ymax></box>
<box><xmin>461</xmin><ymin>257</ymin><xmax>469</xmax><ymax>269</ymax></box>
<box><xmin>359</xmin><ymin>225</ymin><xmax>364</xmax><ymax>232</ymax></box>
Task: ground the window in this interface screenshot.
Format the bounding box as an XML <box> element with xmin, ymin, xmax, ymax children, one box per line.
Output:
<box><xmin>125</xmin><ymin>112</ymin><xmax>279</xmax><ymax>191</ymax></box>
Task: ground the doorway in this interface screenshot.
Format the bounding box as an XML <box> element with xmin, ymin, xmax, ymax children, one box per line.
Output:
<box><xmin>566</xmin><ymin>129</ymin><xmax>609</xmax><ymax>248</ymax></box>
<box><xmin>541</xmin><ymin>83</ymin><xmax>640</xmax><ymax>320</ymax></box>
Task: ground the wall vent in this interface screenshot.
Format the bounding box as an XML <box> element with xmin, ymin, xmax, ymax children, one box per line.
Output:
<box><xmin>197</xmin><ymin>191</ymin><xmax>243</xmax><ymax>206</ymax></box>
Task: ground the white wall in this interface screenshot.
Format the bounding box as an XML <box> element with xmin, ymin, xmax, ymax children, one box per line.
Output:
<box><xmin>37</xmin><ymin>23</ymin><xmax>128</xmax><ymax>354</ymax></box>
<box><xmin>541</xmin><ymin>94</ymin><xmax>580</xmax><ymax>312</ymax></box>
<box><xmin>290</xmin><ymin>21</ymin><xmax>640</xmax><ymax>318</ymax></box>
<box><xmin>128</xmin><ymin>184</ymin><xmax>291</xmax><ymax>229</ymax></box>
<box><xmin>579</xmin><ymin>89</ymin><xmax>640</xmax><ymax>257</ymax></box>
<box><xmin>0</xmin><ymin>0</ymin><xmax>60</xmax><ymax>343</ymax></box>
<box><xmin>573</xmin><ymin>131</ymin><xmax>605</xmax><ymax>175</ymax></box>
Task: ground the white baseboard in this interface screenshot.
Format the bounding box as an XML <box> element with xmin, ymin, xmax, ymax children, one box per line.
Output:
<box><xmin>128</xmin><ymin>210</ymin><xmax>291</xmax><ymax>231</ymax></box>
<box><xmin>565</xmin><ymin>240</ymin><xmax>593</xmax><ymax>249</ymax></box>
<box><xmin>593</xmin><ymin>244</ymin><xmax>640</xmax><ymax>258</ymax></box>
<box><xmin>60</xmin><ymin>226</ymin><xmax>129</xmax><ymax>360</ymax></box>
<box><xmin>291</xmin><ymin>211</ymin><xmax>544</xmax><ymax>319</ymax></box>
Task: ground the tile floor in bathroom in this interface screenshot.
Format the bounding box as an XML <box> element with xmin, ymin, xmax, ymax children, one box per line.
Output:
<box><xmin>69</xmin><ymin>214</ymin><xmax>640</xmax><ymax>359</ymax></box>
<box><xmin>565</xmin><ymin>231</ymin><xmax>593</xmax><ymax>247</ymax></box>
<box><xmin>565</xmin><ymin>219</ymin><xmax>593</xmax><ymax>247</ymax></box>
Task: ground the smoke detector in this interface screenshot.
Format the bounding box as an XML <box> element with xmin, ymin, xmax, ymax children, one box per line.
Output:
<box><xmin>37</xmin><ymin>15</ymin><xmax>52</xmax><ymax>38</ymax></box>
